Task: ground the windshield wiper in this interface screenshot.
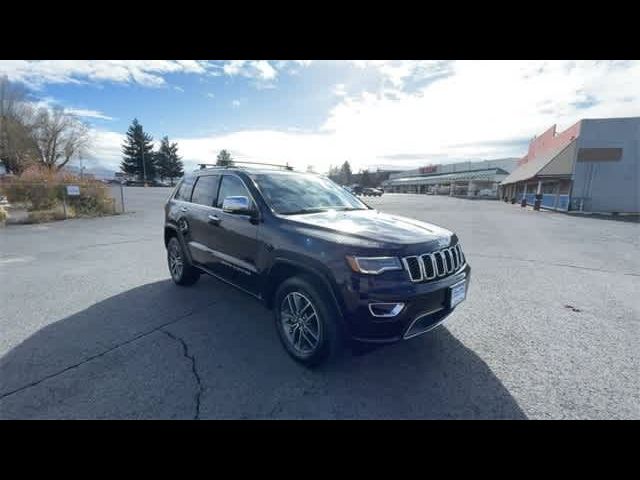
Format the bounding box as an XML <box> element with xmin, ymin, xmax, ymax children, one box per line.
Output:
<box><xmin>282</xmin><ymin>207</ymin><xmax>334</xmax><ymax>215</ymax></box>
<box><xmin>282</xmin><ymin>206</ymin><xmax>367</xmax><ymax>215</ymax></box>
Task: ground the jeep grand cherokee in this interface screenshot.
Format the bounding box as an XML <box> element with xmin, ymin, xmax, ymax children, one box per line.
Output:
<box><xmin>164</xmin><ymin>164</ymin><xmax>470</xmax><ymax>366</ymax></box>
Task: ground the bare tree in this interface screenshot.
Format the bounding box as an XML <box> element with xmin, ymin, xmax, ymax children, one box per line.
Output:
<box><xmin>31</xmin><ymin>107</ymin><xmax>90</xmax><ymax>171</ymax></box>
<box><xmin>0</xmin><ymin>76</ymin><xmax>38</xmax><ymax>174</ymax></box>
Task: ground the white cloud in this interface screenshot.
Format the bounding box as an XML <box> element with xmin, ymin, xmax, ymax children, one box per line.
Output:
<box><xmin>85</xmin><ymin>60</ymin><xmax>640</xmax><ymax>175</ymax></box>
<box><xmin>29</xmin><ymin>97</ymin><xmax>114</xmax><ymax>121</ymax></box>
<box><xmin>221</xmin><ymin>60</ymin><xmax>278</xmax><ymax>82</ymax></box>
<box><xmin>0</xmin><ymin>59</ymin><xmax>313</xmax><ymax>90</ymax></box>
<box><xmin>0</xmin><ymin>60</ymin><xmax>210</xmax><ymax>88</ymax></box>
<box><xmin>86</xmin><ymin>130</ymin><xmax>124</xmax><ymax>168</ymax></box>
<box><xmin>333</xmin><ymin>83</ymin><xmax>347</xmax><ymax>97</ymax></box>
<box><xmin>218</xmin><ymin>60</ymin><xmax>312</xmax><ymax>83</ymax></box>
<box><xmin>65</xmin><ymin>108</ymin><xmax>114</xmax><ymax>121</ymax></box>
<box><xmin>252</xmin><ymin>60</ymin><xmax>277</xmax><ymax>80</ymax></box>
<box><xmin>321</xmin><ymin>60</ymin><xmax>640</xmax><ymax>165</ymax></box>
<box><xmin>231</xmin><ymin>99</ymin><xmax>241</xmax><ymax>108</ymax></box>
<box><xmin>350</xmin><ymin>60</ymin><xmax>451</xmax><ymax>89</ymax></box>
<box><xmin>174</xmin><ymin>86</ymin><xmax>185</xmax><ymax>92</ymax></box>
<box><xmin>206</xmin><ymin>92</ymin><xmax>215</xmax><ymax>99</ymax></box>
<box><xmin>222</xmin><ymin>60</ymin><xmax>247</xmax><ymax>76</ymax></box>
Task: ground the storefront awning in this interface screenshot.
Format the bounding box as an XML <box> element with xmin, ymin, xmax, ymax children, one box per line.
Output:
<box><xmin>385</xmin><ymin>168</ymin><xmax>509</xmax><ymax>186</ymax></box>
<box><xmin>501</xmin><ymin>141</ymin><xmax>576</xmax><ymax>186</ymax></box>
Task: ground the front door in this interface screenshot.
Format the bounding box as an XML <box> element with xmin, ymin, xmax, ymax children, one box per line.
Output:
<box><xmin>204</xmin><ymin>174</ymin><xmax>261</xmax><ymax>296</ymax></box>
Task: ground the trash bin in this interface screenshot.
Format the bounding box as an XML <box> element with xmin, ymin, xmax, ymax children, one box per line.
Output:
<box><xmin>533</xmin><ymin>193</ymin><xmax>542</xmax><ymax>211</ymax></box>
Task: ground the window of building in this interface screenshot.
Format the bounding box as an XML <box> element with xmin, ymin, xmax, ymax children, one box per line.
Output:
<box><xmin>558</xmin><ymin>180</ymin><xmax>572</xmax><ymax>194</ymax></box>
<box><xmin>191</xmin><ymin>175</ymin><xmax>220</xmax><ymax>207</ymax></box>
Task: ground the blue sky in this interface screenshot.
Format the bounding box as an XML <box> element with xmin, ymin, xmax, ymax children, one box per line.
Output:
<box><xmin>1</xmin><ymin>60</ymin><xmax>638</xmax><ymax>174</ymax></box>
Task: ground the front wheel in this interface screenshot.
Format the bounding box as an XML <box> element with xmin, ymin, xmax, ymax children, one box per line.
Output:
<box><xmin>274</xmin><ymin>276</ymin><xmax>345</xmax><ymax>367</ymax></box>
<box><xmin>167</xmin><ymin>236</ymin><xmax>200</xmax><ymax>286</ymax></box>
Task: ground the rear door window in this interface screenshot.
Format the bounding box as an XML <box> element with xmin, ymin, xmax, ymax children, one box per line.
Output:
<box><xmin>191</xmin><ymin>175</ymin><xmax>220</xmax><ymax>207</ymax></box>
<box><xmin>174</xmin><ymin>175</ymin><xmax>195</xmax><ymax>202</ymax></box>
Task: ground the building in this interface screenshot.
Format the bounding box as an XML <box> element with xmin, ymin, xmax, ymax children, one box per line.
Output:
<box><xmin>382</xmin><ymin>158</ymin><xmax>519</xmax><ymax>197</ymax></box>
<box><xmin>500</xmin><ymin>117</ymin><xmax>640</xmax><ymax>213</ymax></box>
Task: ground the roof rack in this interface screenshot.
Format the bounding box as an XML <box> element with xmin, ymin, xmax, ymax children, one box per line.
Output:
<box><xmin>198</xmin><ymin>161</ymin><xmax>293</xmax><ymax>171</ymax></box>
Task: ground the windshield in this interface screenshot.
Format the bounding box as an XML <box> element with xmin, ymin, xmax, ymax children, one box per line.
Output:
<box><xmin>250</xmin><ymin>172</ymin><xmax>369</xmax><ymax>215</ymax></box>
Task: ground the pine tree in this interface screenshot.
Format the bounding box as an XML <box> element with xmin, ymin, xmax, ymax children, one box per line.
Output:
<box><xmin>156</xmin><ymin>136</ymin><xmax>184</xmax><ymax>185</ymax></box>
<box><xmin>120</xmin><ymin>119</ymin><xmax>156</xmax><ymax>181</ymax></box>
<box><xmin>216</xmin><ymin>149</ymin><xmax>233</xmax><ymax>166</ymax></box>
<box><xmin>339</xmin><ymin>161</ymin><xmax>352</xmax><ymax>185</ymax></box>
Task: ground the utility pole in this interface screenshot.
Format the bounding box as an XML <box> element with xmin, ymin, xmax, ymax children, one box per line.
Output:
<box><xmin>141</xmin><ymin>136</ymin><xmax>147</xmax><ymax>185</ymax></box>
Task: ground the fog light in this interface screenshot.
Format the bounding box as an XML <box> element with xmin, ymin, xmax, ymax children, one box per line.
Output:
<box><xmin>368</xmin><ymin>303</ymin><xmax>405</xmax><ymax>318</ymax></box>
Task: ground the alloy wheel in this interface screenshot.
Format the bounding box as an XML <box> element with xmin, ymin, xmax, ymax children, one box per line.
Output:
<box><xmin>168</xmin><ymin>242</ymin><xmax>184</xmax><ymax>280</ymax></box>
<box><xmin>280</xmin><ymin>291</ymin><xmax>321</xmax><ymax>355</ymax></box>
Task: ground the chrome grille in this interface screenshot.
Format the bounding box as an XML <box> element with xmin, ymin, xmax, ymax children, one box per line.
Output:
<box><xmin>402</xmin><ymin>256</ymin><xmax>422</xmax><ymax>281</ymax></box>
<box><xmin>403</xmin><ymin>243</ymin><xmax>466</xmax><ymax>282</ymax></box>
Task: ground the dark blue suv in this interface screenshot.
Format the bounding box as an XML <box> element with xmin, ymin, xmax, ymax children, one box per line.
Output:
<box><xmin>164</xmin><ymin>164</ymin><xmax>470</xmax><ymax>366</ymax></box>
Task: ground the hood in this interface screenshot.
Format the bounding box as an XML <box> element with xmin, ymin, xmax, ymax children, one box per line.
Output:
<box><xmin>283</xmin><ymin>209</ymin><xmax>453</xmax><ymax>246</ymax></box>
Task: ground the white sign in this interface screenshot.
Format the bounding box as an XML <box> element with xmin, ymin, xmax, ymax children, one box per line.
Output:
<box><xmin>66</xmin><ymin>185</ymin><xmax>80</xmax><ymax>196</ymax></box>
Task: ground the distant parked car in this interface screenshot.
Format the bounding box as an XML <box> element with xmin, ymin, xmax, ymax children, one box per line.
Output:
<box><xmin>362</xmin><ymin>188</ymin><xmax>383</xmax><ymax>197</ymax></box>
<box><xmin>125</xmin><ymin>179</ymin><xmax>165</xmax><ymax>187</ymax></box>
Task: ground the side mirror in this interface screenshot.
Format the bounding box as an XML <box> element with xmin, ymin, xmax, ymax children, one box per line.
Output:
<box><xmin>222</xmin><ymin>196</ymin><xmax>252</xmax><ymax>215</ymax></box>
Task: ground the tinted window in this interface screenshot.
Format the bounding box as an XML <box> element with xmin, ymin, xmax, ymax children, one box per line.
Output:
<box><xmin>191</xmin><ymin>175</ymin><xmax>220</xmax><ymax>207</ymax></box>
<box><xmin>216</xmin><ymin>175</ymin><xmax>253</xmax><ymax>208</ymax></box>
<box><xmin>175</xmin><ymin>175</ymin><xmax>195</xmax><ymax>201</ymax></box>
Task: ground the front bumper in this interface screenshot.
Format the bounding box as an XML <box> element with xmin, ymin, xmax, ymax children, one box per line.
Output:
<box><xmin>342</xmin><ymin>264</ymin><xmax>471</xmax><ymax>343</ymax></box>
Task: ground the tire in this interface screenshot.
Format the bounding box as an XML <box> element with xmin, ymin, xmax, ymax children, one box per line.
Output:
<box><xmin>274</xmin><ymin>275</ymin><xmax>345</xmax><ymax>367</ymax></box>
<box><xmin>167</xmin><ymin>236</ymin><xmax>200</xmax><ymax>286</ymax></box>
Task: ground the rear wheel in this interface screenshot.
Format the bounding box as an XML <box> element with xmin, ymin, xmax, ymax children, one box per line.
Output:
<box><xmin>167</xmin><ymin>236</ymin><xmax>200</xmax><ymax>286</ymax></box>
<box><xmin>274</xmin><ymin>275</ymin><xmax>345</xmax><ymax>367</ymax></box>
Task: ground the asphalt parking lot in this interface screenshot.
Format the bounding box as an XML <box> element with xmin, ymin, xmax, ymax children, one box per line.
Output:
<box><xmin>1</xmin><ymin>188</ymin><xmax>638</xmax><ymax>419</ymax></box>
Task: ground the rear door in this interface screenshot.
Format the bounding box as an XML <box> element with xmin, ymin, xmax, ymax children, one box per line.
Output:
<box><xmin>167</xmin><ymin>174</ymin><xmax>200</xmax><ymax>257</ymax></box>
<box><xmin>186</xmin><ymin>173</ymin><xmax>221</xmax><ymax>268</ymax></box>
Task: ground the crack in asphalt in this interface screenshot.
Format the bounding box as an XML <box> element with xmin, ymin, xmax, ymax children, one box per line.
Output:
<box><xmin>469</xmin><ymin>252</ymin><xmax>640</xmax><ymax>277</ymax></box>
<box><xmin>0</xmin><ymin>301</ymin><xmax>218</xmax><ymax>401</ymax></box>
<box><xmin>161</xmin><ymin>328</ymin><xmax>203</xmax><ymax>420</ymax></box>
<box><xmin>74</xmin><ymin>237</ymin><xmax>158</xmax><ymax>252</ymax></box>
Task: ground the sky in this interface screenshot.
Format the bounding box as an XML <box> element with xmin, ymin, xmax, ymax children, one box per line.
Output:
<box><xmin>1</xmin><ymin>60</ymin><xmax>638</xmax><ymax>174</ymax></box>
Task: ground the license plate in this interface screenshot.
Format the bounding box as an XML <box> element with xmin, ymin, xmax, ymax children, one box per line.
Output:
<box><xmin>449</xmin><ymin>280</ymin><xmax>466</xmax><ymax>308</ymax></box>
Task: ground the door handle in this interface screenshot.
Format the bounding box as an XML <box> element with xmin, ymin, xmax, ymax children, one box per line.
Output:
<box><xmin>180</xmin><ymin>206</ymin><xmax>188</xmax><ymax>212</ymax></box>
<box><xmin>208</xmin><ymin>214</ymin><xmax>221</xmax><ymax>225</ymax></box>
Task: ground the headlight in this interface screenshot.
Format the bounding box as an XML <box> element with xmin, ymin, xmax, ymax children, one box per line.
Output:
<box><xmin>345</xmin><ymin>256</ymin><xmax>402</xmax><ymax>274</ymax></box>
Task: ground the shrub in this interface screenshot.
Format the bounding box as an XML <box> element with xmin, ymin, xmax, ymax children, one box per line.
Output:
<box><xmin>0</xmin><ymin>165</ymin><xmax>116</xmax><ymax>220</ymax></box>
<box><xmin>67</xmin><ymin>183</ymin><xmax>114</xmax><ymax>216</ymax></box>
